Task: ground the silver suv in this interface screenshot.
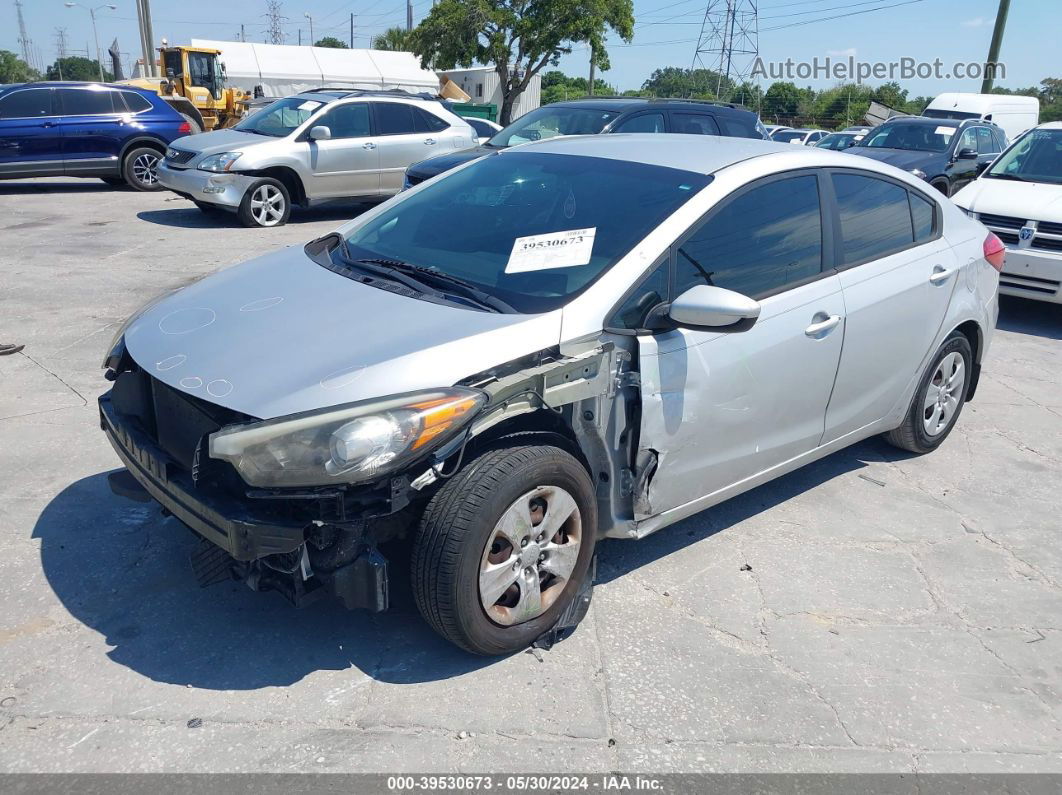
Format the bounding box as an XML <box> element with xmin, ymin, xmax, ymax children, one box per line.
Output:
<box><xmin>156</xmin><ymin>89</ymin><xmax>475</xmax><ymax>227</ymax></box>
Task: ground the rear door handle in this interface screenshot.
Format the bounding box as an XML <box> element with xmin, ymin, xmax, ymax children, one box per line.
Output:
<box><xmin>424</xmin><ymin>137</ymin><xmax>436</xmax><ymax>145</ymax></box>
<box><xmin>805</xmin><ymin>314</ymin><xmax>841</xmax><ymax>338</ymax></box>
<box><xmin>363</xmin><ymin>142</ymin><xmax>376</xmax><ymax>150</ymax></box>
<box><xmin>930</xmin><ymin>265</ymin><xmax>954</xmax><ymax>285</ymax></box>
<box><xmin>41</xmin><ymin>121</ymin><xmax>57</xmax><ymax>128</ymax></box>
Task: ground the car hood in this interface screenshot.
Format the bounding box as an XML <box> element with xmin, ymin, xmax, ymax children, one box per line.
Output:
<box><xmin>406</xmin><ymin>145</ymin><xmax>494</xmax><ymax>179</ymax></box>
<box><xmin>848</xmin><ymin>147</ymin><xmax>942</xmax><ymax>171</ymax></box>
<box><xmin>122</xmin><ymin>247</ymin><xmax>562</xmax><ymax>419</ymax></box>
<box><xmin>169</xmin><ymin>128</ymin><xmax>271</xmax><ymax>157</ymax></box>
<box><xmin>952</xmin><ymin>177</ymin><xmax>1062</xmax><ymax>217</ymax></box>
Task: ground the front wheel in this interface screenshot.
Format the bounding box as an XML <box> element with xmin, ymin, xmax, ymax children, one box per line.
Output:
<box><xmin>122</xmin><ymin>146</ymin><xmax>163</xmax><ymax>191</ymax></box>
<box><xmin>411</xmin><ymin>445</ymin><xmax>597</xmax><ymax>655</ymax></box>
<box><xmin>884</xmin><ymin>331</ymin><xmax>972</xmax><ymax>453</ymax></box>
<box><xmin>237</xmin><ymin>178</ymin><xmax>290</xmax><ymax>228</ymax></box>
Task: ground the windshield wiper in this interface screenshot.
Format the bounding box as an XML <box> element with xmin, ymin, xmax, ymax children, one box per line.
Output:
<box><xmin>356</xmin><ymin>257</ymin><xmax>515</xmax><ymax>313</ymax></box>
<box><xmin>986</xmin><ymin>173</ymin><xmax>1028</xmax><ymax>182</ymax></box>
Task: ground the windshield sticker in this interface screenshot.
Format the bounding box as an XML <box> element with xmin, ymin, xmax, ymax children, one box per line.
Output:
<box><xmin>934</xmin><ymin>126</ymin><xmax>955</xmax><ymax>137</ymax></box>
<box><xmin>298</xmin><ymin>100</ymin><xmax>323</xmax><ymax>112</ymax></box>
<box><xmin>506</xmin><ymin>228</ymin><xmax>596</xmax><ymax>273</ymax></box>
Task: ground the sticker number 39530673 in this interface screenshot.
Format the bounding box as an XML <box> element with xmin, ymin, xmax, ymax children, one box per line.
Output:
<box><xmin>506</xmin><ymin>228</ymin><xmax>597</xmax><ymax>273</ymax></box>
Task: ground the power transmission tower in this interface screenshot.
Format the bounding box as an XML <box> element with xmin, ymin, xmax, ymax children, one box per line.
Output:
<box><xmin>15</xmin><ymin>0</ymin><xmax>35</xmax><ymax>70</ymax></box>
<box><xmin>54</xmin><ymin>27</ymin><xmax>68</xmax><ymax>78</ymax></box>
<box><xmin>264</xmin><ymin>0</ymin><xmax>288</xmax><ymax>45</ymax></box>
<box><xmin>691</xmin><ymin>0</ymin><xmax>759</xmax><ymax>99</ymax></box>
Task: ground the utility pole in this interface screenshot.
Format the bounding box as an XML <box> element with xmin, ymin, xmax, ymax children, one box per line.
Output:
<box><xmin>981</xmin><ymin>0</ymin><xmax>1010</xmax><ymax>93</ymax></box>
<box><xmin>406</xmin><ymin>0</ymin><xmax>413</xmax><ymax>31</ymax></box>
<box><xmin>304</xmin><ymin>12</ymin><xmax>313</xmax><ymax>45</ymax></box>
<box><xmin>298</xmin><ymin>28</ymin><xmax>302</xmax><ymax>46</ymax></box>
<box><xmin>64</xmin><ymin>3</ymin><xmax>117</xmax><ymax>81</ymax></box>
<box><xmin>241</xmin><ymin>23</ymin><xmax>246</xmax><ymax>42</ymax></box>
<box><xmin>133</xmin><ymin>0</ymin><xmax>156</xmax><ymax>77</ymax></box>
<box><xmin>588</xmin><ymin>47</ymin><xmax>595</xmax><ymax>96</ymax></box>
<box><xmin>350</xmin><ymin>13</ymin><xmax>354</xmax><ymax>48</ymax></box>
<box><xmin>15</xmin><ymin>0</ymin><xmax>33</xmax><ymax>70</ymax></box>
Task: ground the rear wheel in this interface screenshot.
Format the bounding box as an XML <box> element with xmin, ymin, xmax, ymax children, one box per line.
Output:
<box><xmin>884</xmin><ymin>331</ymin><xmax>972</xmax><ymax>453</ymax></box>
<box><xmin>411</xmin><ymin>445</ymin><xmax>597</xmax><ymax>655</ymax></box>
<box><xmin>237</xmin><ymin>178</ymin><xmax>290</xmax><ymax>228</ymax></box>
<box><xmin>122</xmin><ymin>146</ymin><xmax>163</xmax><ymax>191</ymax></box>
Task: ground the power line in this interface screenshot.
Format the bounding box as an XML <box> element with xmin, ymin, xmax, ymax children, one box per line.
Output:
<box><xmin>760</xmin><ymin>0</ymin><xmax>925</xmax><ymax>31</ymax></box>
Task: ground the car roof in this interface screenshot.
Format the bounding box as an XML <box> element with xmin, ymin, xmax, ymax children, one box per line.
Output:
<box><xmin>546</xmin><ymin>97</ymin><xmax>756</xmax><ymax>117</ymax></box>
<box><xmin>505</xmin><ymin>133</ymin><xmax>871</xmax><ymax>175</ymax></box>
<box><xmin>1036</xmin><ymin>121</ymin><xmax>1062</xmax><ymax>131</ymax></box>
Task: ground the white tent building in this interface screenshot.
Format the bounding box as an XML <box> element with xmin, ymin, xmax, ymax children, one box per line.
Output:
<box><xmin>191</xmin><ymin>40</ymin><xmax>441</xmax><ymax>97</ymax></box>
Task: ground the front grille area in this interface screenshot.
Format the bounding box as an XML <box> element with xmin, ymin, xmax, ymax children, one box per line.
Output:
<box><xmin>1032</xmin><ymin>236</ymin><xmax>1062</xmax><ymax>252</ymax></box>
<box><xmin>1039</xmin><ymin>220</ymin><xmax>1062</xmax><ymax>236</ymax></box>
<box><xmin>978</xmin><ymin>212</ymin><xmax>1024</xmax><ymax>230</ymax></box>
<box><xmin>995</xmin><ymin>230</ymin><xmax>1020</xmax><ymax>245</ymax></box>
<box><xmin>165</xmin><ymin>148</ymin><xmax>196</xmax><ymax>165</ymax></box>
<box><xmin>1000</xmin><ymin>272</ymin><xmax>1061</xmax><ymax>296</ymax></box>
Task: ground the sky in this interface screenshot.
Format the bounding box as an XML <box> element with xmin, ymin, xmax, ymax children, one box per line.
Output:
<box><xmin>3</xmin><ymin>0</ymin><xmax>1059</xmax><ymax>96</ymax></box>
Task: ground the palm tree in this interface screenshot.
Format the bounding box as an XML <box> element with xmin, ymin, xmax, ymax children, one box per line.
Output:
<box><xmin>371</xmin><ymin>27</ymin><xmax>412</xmax><ymax>52</ymax></box>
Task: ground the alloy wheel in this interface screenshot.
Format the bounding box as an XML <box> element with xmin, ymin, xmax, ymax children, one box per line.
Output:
<box><xmin>131</xmin><ymin>152</ymin><xmax>160</xmax><ymax>187</ymax></box>
<box><xmin>250</xmin><ymin>184</ymin><xmax>286</xmax><ymax>227</ymax></box>
<box><xmin>923</xmin><ymin>351</ymin><xmax>965</xmax><ymax>436</ymax></box>
<box><xmin>478</xmin><ymin>486</ymin><xmax>582</xmax><ymax>627</ymax></box>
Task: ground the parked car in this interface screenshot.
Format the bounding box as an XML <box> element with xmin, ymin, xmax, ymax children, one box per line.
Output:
<box><xmin>462</xmin><ymin>116</ymin><xmax>502</xmax><ymax>144</ymax></box>
<box><xmin>0</xmin><ymin>81</ymin><xmax>192</xmax><ymax>190</ymax></box>
<box><xmin>156</xmin><ymin>89</ymin><xmax>476</xmax><ymax>227</ymax></box>
<box><xmin>771</xmin><ymin>128</ymin><xmax>829</xmax><ymax>146</ymax></box>
<box><xmin>815</xmin><ymin>131</ymin><xmax>863</xmax><ymax>150</ymax></box>
<box><xmin>849</xmin><ymin>116</ymin><xmax>1006</xmax><ymax>196</ymax></box>
<box><xmin>924</xmin><ymin>92</ymin><xmax>1038</xmax><ymax>143</ymax></box>
<box><xmin>101</xmin><ymin>135</ymin><xmax>1000</xmax><ymax>655</ymax></box>
<box><xmin>952</xmin><ymin>122</ymin><xmax>1062</xmax><ymax>303</ymax></box>
<box><xmin>843</xmin><ymin>125</ymin><xmax>872</xmax><ymax>136</ymax></box>
<box><xmin>403</xmin><ymin>98</ymin><xmax>767</xmax><ymax>188</ymax></box>
<box><xmin>763</xmin><ymin>124</ymin><xmax>791</xmax><ymax>138</ymax></box>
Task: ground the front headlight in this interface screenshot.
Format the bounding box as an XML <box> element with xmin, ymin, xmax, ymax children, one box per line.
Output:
<box><xmin>197</xmin><ymin>152</ymin><xmax>242</xmax><ymax>172</ymax></box>
<box><xmin>208</xmin><ymin>388</ymin><xmax>486</xmax><ymax>488</ymax></box>
<box><xmin>909</xmin><ymin>168</ymin><xmax>928</xmax><ymax>180</ymax></box>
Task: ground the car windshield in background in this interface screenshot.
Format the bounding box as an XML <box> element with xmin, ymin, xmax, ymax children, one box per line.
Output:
<box><xmin>336</xmin><ymin>151</ymin><xmax>711</xmax><ymax>313</ymax></box>
<box><xmin>860</xmin><ymin>122</ymin><xmax>956</xmax><ymax>152</ymax></box>
<box><xmin>986</xmin><ymin>128</ymin><xmax>1062</xmax><ymax>184</ymax></box>
<box><xmin>922</xmin><ymin>108</ymin><xmax>981</xmax><ymax>121</ymax></box>
<box><xmin>488</xmin><ymin>107</ymin><xmax>619</xmax><ymax>148</ymax></box>
<box><xmin>771</xmin><ymin>130</ymin><xmax>806</xmax><ymax>143</ymax></box>
<box><xmin>817</xmin><ymin>133</ymin><xmax>857</xmax><ymax>149</ymax></box>
<box><xmin>235</xmin><ymin>96</ymin><xmax>325</xmax><ymax>137</ymax></box>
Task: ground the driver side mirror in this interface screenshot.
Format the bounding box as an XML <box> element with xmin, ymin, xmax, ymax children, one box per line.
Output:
<box><xmin>309</xmin><ymin>125</ymin><xmax>332</xmax><ymax>141</ymax></box>
<box><xmin>957</xmin><ymin>147</ymin><xmax>978</xmax><ymax>160</ymax></box>
<box><xmin>667</xmin><ymin>285</ymin><xmax>761</xmax><ymax>330</ymax></box>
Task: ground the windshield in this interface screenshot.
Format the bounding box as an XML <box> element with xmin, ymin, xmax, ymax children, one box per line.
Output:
<box><xmin>986</xmin><ymin>128</ymin><xmax>1062</xmax><ymax>184</ymax></box>
<box><xmin>771</xmin><ymin>130</ymin><xmax>807</xmax><ymax>143</ymax></box>
<box><xmin>859</xmin><ymin>122</ymin><xmax>957</xmax><ymax>152</ymax></box>
<box><xmin>489</xmin><ymin>107</ymin><xmax>619</xmax><ymax>148</ymax></box>
<box><xmin>923</xmin><ymin>108</ymin><xmax>981</xmax><ymax>121</ymax></box>
<box><xmin>336</xmin><ymin>151</ymin><xmax>710</xmax><ymax>313</ymax></box>
<box><xmin>235</xmin><ymin>96</ymin><xmax>325</xmax><ymax>137</ymax></box>
<box><xmin>817</xmin><ymin>133</ymin><xmax>855</xmax><ymax>149</ymax></box>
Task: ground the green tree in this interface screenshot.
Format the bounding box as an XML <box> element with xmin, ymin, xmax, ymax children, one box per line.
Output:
<box><xmin>314</xmin><ymin>37</ymin><xmax>348</xmax><ymax>49</ymax></box>
<box><xmin>0</xmin><ymin>50</ymin><xmax>39</xmax><ymax>83</ymax></box>
<box><xmin>46</xmin><ymin>56</ymin><xmax>112</xmax><ymax>82</ymax></box>
<box><xmin>761</xmin><ymin>81</ymin><xmax>802</xmax><ymax>119</ymax></box>
<box><xmin>410</xmin><ymin>0</ymin><xmax>634</xmax><ymax>125</ymax></box>
<box><xmin>540</xmin><ymin>70</ymin><xmax>615</xmax><ymax>104</ymax></box>
<box><xmin>640</xmin><ymin>67</ymin><xmax>729</xmax><ymax>99</ymax></box>
<box><xmin>371</xmin><ymin>27</ymin><xmax>413</xmax><ymax>52</ymax></box>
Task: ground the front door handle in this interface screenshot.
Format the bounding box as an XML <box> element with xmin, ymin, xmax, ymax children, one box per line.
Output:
<box><xmin>41</xmin><ymin>121</ymin><xmax>57</xmax><ymax>128</ymax></box>
<box><xmin>805</xmin><ymin>313</ymin><xmax>841</xmax><ymax>338</ymax></box>
<box><xmin>930</xmin><ymin>265</ymin><xmax>954</xmax><ymax>285</ymax></box>
<box><xmin>363</xmin><ymin>142</ymin><xmax>376</xmax><ymax>150</ymax></box>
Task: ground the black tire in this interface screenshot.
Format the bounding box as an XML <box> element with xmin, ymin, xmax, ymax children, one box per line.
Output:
<box><xmin>100</xmin><ymin>176</ymin><xmax>126</xmax><ymax>187</ymax></box>
<box><xmin>121</xmin><ymin>146</ymin><xmax>164</xmax><ymax>191</ymax></box>
<box><xmin>193</xmin><ymin>200</ymin><xmax>223</xmax><ymax>214</ymax></box>
<box><xmin>179</xmin><ymin>113</ymin><xmax>202</xmax><ymax>135</ymax></box>
<box><xmin>930</xmin><ymin>179</ymin><xmax>950</xmax><ymax>197</ymax></box>
<box><xmin>237</xmin><ymin>178</ymin><xmax>291</xmax><ymax>228</ymax></box>
<box><xmin>884</xmin><ymin>331</ymin><xmax>972</xmax><ymax>454</ymax></box>
<box><xmin>411</xmin><ymin>444</ymin><xmax>597</xmax><ymax>655</ymax></box>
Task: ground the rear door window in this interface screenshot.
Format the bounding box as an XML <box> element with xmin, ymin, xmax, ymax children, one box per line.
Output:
<box><xmin>909</xmin><ymin>192</ymin><xmax>936</xmax><ymax>243</ymax></box>
<box><xmin>119</xmin><ymin>91</ymin><xmax>153</xmax><ymax>113</ymax></box>
<box><xmin>413</xmin><ymin>107</ymin><xmax>449</xmax><ymax>133</ymax></box>
<box><xmin>612</xmin><ymin>112</ymin><xmax>666</xmax><ymax>133</ymax></box>
<box><xmin>671</xmin><ymin>112</ymin><xmax>721</xmax><ymax>136</ymax></box>
<box><xmin>675</xmin><ymin>174</ymin><xmax>823</xmax><ymax>298</ymax></box>
<box><xmin>57</xmin><ymin>88</ymin><xmax>121</xmax><ymax>116</ymax></box>
<box><xmin>0</xmin><ymin>88</ymin><xmax>53</xmax><ymax>118</ymax></box>
<box><xmin>373</xmin><ymin>102</ymin><xmax>417</xmax><ymax>135</ymax></box>
<box><xmin>831</xmin><ymin>173</ymin><xmax>915</xmax><ymax>265</ymax></box>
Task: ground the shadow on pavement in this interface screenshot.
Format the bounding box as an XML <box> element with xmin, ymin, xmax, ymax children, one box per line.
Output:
<box><xmin>136</xmin><ymin>202</ymin><xmax>377</xmax><ymax>229</ymax></box>
<box><xmin>996</xmin><ymin>295</ymin><xmax>1062</xmax><ymax>340</ymax></box>
<box><xmin>0</xmin><ymin>180</ymin><xmax>115</xmax><ymax>194</ymax></box>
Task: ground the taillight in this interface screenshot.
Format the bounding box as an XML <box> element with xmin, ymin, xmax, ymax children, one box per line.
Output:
<box><xmin>178</xmin><ymin>121</ymin><xmax>191</xmax><ymax>134</ymax></box>
<box><xmin>983</xmin><ymin>232</ymin><xmax>1005</xmax><ymax>272</ymax></box>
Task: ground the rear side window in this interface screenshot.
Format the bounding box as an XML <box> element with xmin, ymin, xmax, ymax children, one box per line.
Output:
<box><xmin>719</xmin><ymin>116</ymin><xmax>758</xmax><ymax>138</ymax></box>
<box><xmin>58</xmin><ymin>88</ymin><xmax>121</xmax><ymax>115</ymax></box>
<box><xmin>413</xmin><ymin>107</ymin><xmax>449</xmax><ymax>133</ymax></box>
<box><xmin>120</xmin><ymin>91</ymin><xmax>153</xmax><ymax>113</ymax></box>
<box><xmin>374</xmin><ymin>102</ymin><xmax>417</xmax><ymax>135</ymax></box>
<box><xmin>0</xmin><ymin>88</ymin><xmax>52</xmax><ymax>118</ymax></box>
<box><xmin>832</xmin><ymin>173</ymin><xmax>914</xmax><ymax>264</ymax></box>
<box><xmin>612</xmin><ymin>112</ymin><xmax>665</xmax><ymax>133</ymax></box>
<box><xmin>910</xmin><ymin>192</ymin><xmax>936</xmax><ymax>243</ymax></box>
<box><xmin>675</xmin><ymin>175</ymin><xmax>823</xmax><ymax>298</ymax></box>
<box><xmin>672</xmin><ymin>112</ymin><xmax>720</xmax><ymax>136</ymax></box>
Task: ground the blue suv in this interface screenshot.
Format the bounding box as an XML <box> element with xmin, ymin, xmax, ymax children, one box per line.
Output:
<box><xmin>0</xmin><ymin>82</ymin><xmax>192</xmax><ymax>191</ymax></box>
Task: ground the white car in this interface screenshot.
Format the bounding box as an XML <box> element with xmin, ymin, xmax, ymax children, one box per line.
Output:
<box><xmin>953</xmin><ymin>122</ymin><xmax>1062</xmax><ymax>303</ymax></box>
<box><xmin>771</xmin><ymin>128</ymin><xmax>829</xmax><ymax>146</ymax></box>
<box><xmin>462</xmin><ymin>116</ymin><xmax>503</xmax><ymax>144</ymax></box>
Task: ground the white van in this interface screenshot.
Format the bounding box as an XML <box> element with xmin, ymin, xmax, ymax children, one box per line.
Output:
<box><xmin>923</xmin><ymin>93</ymin><xmax>1039</xmax><ymax>143</ymax></box>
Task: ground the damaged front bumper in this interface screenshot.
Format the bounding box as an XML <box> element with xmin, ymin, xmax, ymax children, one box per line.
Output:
<box><xmin>99</xmin><ymin>390</ymin><xmax>391</xmax><ymax>612</ymax></box>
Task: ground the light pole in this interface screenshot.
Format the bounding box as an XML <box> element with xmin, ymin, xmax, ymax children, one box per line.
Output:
<box><xmin>64</xmin><ymin>2</ymin><xmax>117</xmax><ymax>81</ymax></box>
<box><xmin>304</xmin><ymin>13</ymin><xmax>314</xmax><ymax>45</ymax></box>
